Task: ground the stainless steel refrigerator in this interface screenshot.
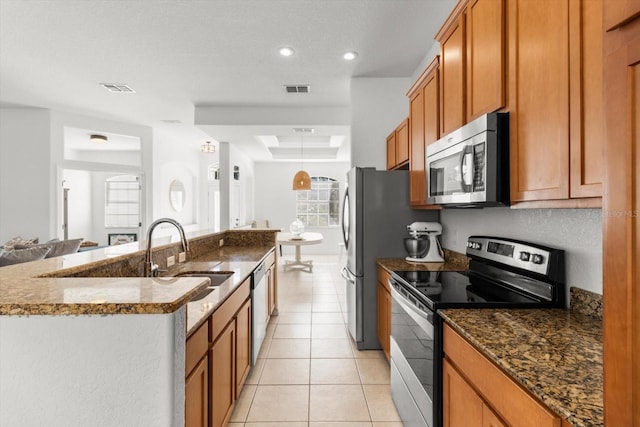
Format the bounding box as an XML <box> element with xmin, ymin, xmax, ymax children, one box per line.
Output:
<box><xmin>341</xmin><ymin>167</ymin><xmax>439</xmax><ymax>350</ymax></box>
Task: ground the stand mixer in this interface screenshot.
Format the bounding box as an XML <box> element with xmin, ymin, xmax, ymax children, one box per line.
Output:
<box><xmin>405</xmin><ymin>222</ymin><xmax>445</xmax><ymax>263</ymax></box>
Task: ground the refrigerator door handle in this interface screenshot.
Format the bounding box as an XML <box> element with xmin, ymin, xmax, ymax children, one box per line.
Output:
<box><xmin>341</xmin><ymin>187</ymin><xmax>350</xmax><ymax>250</ymax></box>
<box><xmin>341</xmin><ymin>267</ymin><xmax>355</xmax><ymax>283</ymax></box>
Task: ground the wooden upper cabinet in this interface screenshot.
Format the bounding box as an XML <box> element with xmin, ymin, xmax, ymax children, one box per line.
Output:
<box><xmin>396</xmin><ymin>119</ymin><xmax>410</xmax><ymax>165</ymax></box>
<box><xmin>407</xmin><ymin>57</ymin><xmax>440</xmax><ymax>209</ymax></box>
<box><xmin>438</xmin><ymin>11</ymin><xmax>466</xmax><ymax>136</ymax></box>
<box><xmin>386</xmin><ymin>132</ymin><xmax>397</xmax><ymax>170</ymax></box>
<box><xmin>466</xmin><ymin>0</ymin><xmax>505</xmax><ymax>121</ymax></box>
<box><xmin>508</xmin><ymin>0</ymin><xmax>603</xmax><ymax>205</ymax></box>
<box><xmin>569</xmin><ymin>0</ymin><xmax>604</xmax><ymax>198</ymax></box>
<box><xmin>386</xmin><ymin>118</ymin><xmax>409</xmax><ymax>170</ymax></box>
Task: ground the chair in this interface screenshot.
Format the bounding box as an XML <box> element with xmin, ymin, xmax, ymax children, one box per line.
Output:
<box><xmin>251</xmin><ymin>219</ymin><xmax>270</xmax><ymax>228</ymax></box>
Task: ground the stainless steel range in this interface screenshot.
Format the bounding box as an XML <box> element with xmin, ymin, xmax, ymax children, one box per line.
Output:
<box><xmin>389</xmin><ymin>236</ymin><xmax>565</xmax><ymax>427</ymax></box>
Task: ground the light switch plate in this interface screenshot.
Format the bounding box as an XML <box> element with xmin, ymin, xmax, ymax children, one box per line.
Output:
<box><xmin>167</xmin><ymin>255</ymin><xmax>175</xmax><ymax>267</ymax></box>
<box><xmin>178</xmin><ymin>252</ymin><xmax>186</xmax><ymax>263</ymax></box>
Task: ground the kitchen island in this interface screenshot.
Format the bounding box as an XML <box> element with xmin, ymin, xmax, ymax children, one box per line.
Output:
<box><xmin>0</xmin><ymin>229</ymin><xmax>277</xmax><ymax>427</ymax></box>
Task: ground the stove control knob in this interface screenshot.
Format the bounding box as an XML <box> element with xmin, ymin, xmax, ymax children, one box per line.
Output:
<box><xmin>519</xmin><ymin>251</ymin><xmax>531</xmax><ymax>262</ymax></box>
<box><xmin>472</xmin><ymin>242</ymin><xmax>482</xmax><ymax>250</ymax></box>
<box><xmin>532</xmin><ymin>254</ymin><xmax>544</xmax><ymax>264</ymax></box>
<box><xmin>467</xmin><ymin>241</ymin><xmax>474</xmax><ymax>248</ymax></box>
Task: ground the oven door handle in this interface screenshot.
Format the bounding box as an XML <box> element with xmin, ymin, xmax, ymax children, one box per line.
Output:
<box><xmin>389</xmin><ymin>281</ymin><xmax>434</xmax><ymax>338</ymax></box>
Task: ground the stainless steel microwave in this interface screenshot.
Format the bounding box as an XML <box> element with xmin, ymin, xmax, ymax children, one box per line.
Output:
<box><xmin>426</xmin><ymin>112</ymin><xmax>509</xmax><ymax>207</ymax></box>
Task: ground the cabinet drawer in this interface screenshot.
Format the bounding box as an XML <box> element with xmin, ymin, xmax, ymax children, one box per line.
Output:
<box><xmin>211</xmin><ymin>278</ymin><xmax>251</xmax><ymax>341</ymax></box>
<box><xmin>443</xmin><ymin>324</ymin><xmax>560</xmax><ymax>427</ymax></box>
<box><xmin>186</xmin><ymin>319</ymin><xmax>209</xmax><ymax>376</ymax></box>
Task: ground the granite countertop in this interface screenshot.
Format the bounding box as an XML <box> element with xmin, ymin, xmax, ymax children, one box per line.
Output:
<box><xmin>439</xmin><ymin>308</ymin><xmax>603</xmax><ymax>427</ymax></box>
<box><xmin>0</xmin><ymin>229</ymin><xmax>275</xmax><ymax>322</ymax></box>
<box><xmin>377</xmin><ymin>248</ymin><xmax>469</xmax><ymax>272</ymax></box>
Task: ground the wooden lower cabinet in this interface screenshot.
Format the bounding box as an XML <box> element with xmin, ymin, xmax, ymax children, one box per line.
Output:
<box><xmin>376</xmin><ymin>266</ymin><xmax>392</xmax><ymax>360</ymax></box>
<box><xmin>185</xmin><ymin>356</ymin><xmax>208</xmax><ymax>427</ymax></box>
<box><xmin>443</xmin><ymin>324</ymin><xmax>561</xmax><ymax>427</ymax></box>
<box><xmin>443</xmin><ymin>358</ymin><xmax>506</xmax><ymax>427</ymax></box>
<box><xmin>235</xmin><ymin>298</ymin><xmax>252</xmax><ymax>397</ymax></box>
<box><xmin>210</xmin><ymin>320</ymin><xmax>236</xmax><ymax>427</ymax></box>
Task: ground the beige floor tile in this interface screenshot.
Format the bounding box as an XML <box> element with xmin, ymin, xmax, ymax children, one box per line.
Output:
<box><xmin>362</xmin><ymin>385</ymin><xmax>401</xmax><ymax>422</ymax></box>
<box><xmin>310</xmin><ymin>423</ymin><xmax>372</xmax><ymax>427</ymax></box>
<box><xmin>228</xmin><ymin>423</ymin><xmax>245</xmax><ymax>427</ymax></box>
<box><xmin>245</xmin><ymin>357</ymin><xmax>266</xmax><ymax>384</ymax></box>
<box><xmin>278</xmin><ymin>302</ymin><xmax>312</xmax><ymax>313</ymax></box>
<box><xmin>257</xmin><ymin>337</ymin><xmax>272</xmax><ymax>359</ymax></box>
<box><xmin>312</xmin><ymin>302</ymin><xmax>343</xmax><ymax>313</ymax></box>
<box><xmin>312</xmin><ymin>294</ymin><xmax>339</xmax><ymax>303</ymax></box>
<box><xmin>371</xmin><ymin>423</ymin><xmax>404</xmax><ymax>427</ymax></box>
<box><xmin>312</xmin><ymin>287</ymin><xmax>338</xmax><ymax>295</ymax></box>
<box><xmin>246</xmin><ymin>423</ymin><xmax>308</xmax><ymax>427</ymax></box>
<box><xmin>230</xmin><ymin>384</ymin><xmax>257</xmax><ymax>422</ymax></box>
<box><xmin>356</xmin><ymin>358</ymin><xmax>390</xmax><ymax>384</ymax></box>
<box><xmin>311</xmin><ymin>339</ymin><xmax>354</xmax><ymax>358</ymax></box>
<box><xmin>268</xmin><ymin>338</ymin><xmax>311</xmax><ymax>358</ymax></box>
<box><xmin>247</xmin><ymin>385</ymin><xmax>309</xmax><ymax>422</ymax></box>
<box><xmin>259</xmin><ymin>358</ymin><xmax>310</xmax><ymax>385</ymax></box>
<box><xmin>311</xmin><ymin>312</ymin><xmax>345</xmax><ymax>324</ymax></box>
<box><xmin>310</xmin><ymin>358</ymin><xmax>360</xmax><ymax>384</ymax></box>
<box><xmin>309</xmin><ymin>385</ymin><xmax>371</xmax><ymax>422</ymax></box>
<box><xmin>273</xmin><ymin>323</ymin><xmax>312</xmax><ymax>339</ymax></box>
<box><xmin>312</xmin><ymin>324</ymin><xmax>349</xmax><ymax>339</ymax></box>
<box><xmin>278</xmin><ymin>312</ymin><xmax>312</xmax><ymax>324</ymax></box>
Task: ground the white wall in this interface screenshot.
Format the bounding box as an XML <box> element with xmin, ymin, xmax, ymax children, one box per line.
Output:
<box><xmin>229</xmin><ymin>143</ymin><xmax>255</xmax><ymax>227</ymax></box>
<box><xmin>0</xmin><ymin>107</ymin><xmax>52</xmax><ymax>243</ymax></box>
<box><xmin>440</xmin><ymin>208</ymin><xmax>603</xmax><ymax>301</ymax></box>
<box><xmin>254</xmin><ymin>161</ymin><xmax>351</xmax><ymax>255</ymax></box>
<box><xmin>62</xmin><ymin>169</ymin><xmax>93</xmax><ymax>241</ymax></box>
<box><xmin>350</xmin><ymin>77</ymin><xmax>410</xmax><ymax>168</ymax></box>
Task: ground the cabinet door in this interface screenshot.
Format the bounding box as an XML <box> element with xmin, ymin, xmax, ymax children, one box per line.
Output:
<box><xmin>376</xmin><ymin>282</ymin><xmax>391</xmax><ymax>360</ymax></box>
<box><xmin>409</xmin><ymin>87</ymin><xmax>426</xmax><ymax>205</ymax></box>
<box><xmin>424</xmin><ymin>65</ymin><xmax>440</xmax><ymax>147</ymax></box>
<box><xmin>466</xmin><ymin>0</ymin><xmax>505</xmax><ymax>120</ymax></box>
<box><xmin>386</xmin><ymin>132</ymin><xmax>397</xmax><ymax>170</ymax></box>
<box><xmin>442</xmin><ymin>359</ymin><xmax>483</xmax><ymax>427</ymax></box>
<box><xmin>483</xmin><ymin>404</ymin><xmax>507</xmax><ymax>427</ymax></box>
<box><xmin>396</xmin><ymin>119</ymin><xmax>410</xmax><ymax>165</ymax></box>
<box><xmin>569</xmin><ymin>0</ymin><xmax>603</xmax><ymax>198</ymax></box>
<box><xmin>210</xmin><ymin>320</ymin><xmax>236</xmax><ymax>427</ymax></box>
<box><xmin>440</xmin><ymin>14</ymin><xmax>466</xmax><ymax>136</ymax></box>
<box><xmin>268</xmin><ymin>265</ymin><xmax>276</xmax><ymax>315</ymax></box>
<box><xmin>236</xmin><ymin>298</ymin><xmax>252</xmax><ymax>396</ymax></box>
<box><xmin>508</xmin><ymin>0</ymin><xmax>570</xmax><ymax>202</ymax></box>
<box><xmin>185</xmin><ymin>356</ymin><xmax>208</xmax><ymax>427</ymax></box>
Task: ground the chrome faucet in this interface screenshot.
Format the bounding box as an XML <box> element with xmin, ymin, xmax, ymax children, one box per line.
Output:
<box><xmin>144</xmin><ymin>218</ymin><xmax>189</xmax><ymax>277</ymax></box>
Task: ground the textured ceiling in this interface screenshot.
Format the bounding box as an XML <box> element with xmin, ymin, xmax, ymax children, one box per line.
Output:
<box><xmin>0</xmin><ymin>0</ymin><xmax>456</xmax><ymax>160</ymax></box>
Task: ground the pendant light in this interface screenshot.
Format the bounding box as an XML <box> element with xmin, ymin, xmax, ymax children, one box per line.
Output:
<box><xmin>292</xmin><ymin>135</ymin><xmax>311</xmax><ymax>190</ymax></box>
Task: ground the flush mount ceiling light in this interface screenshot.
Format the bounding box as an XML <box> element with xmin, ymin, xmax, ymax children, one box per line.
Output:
<box><xmin>292</xmin><ymin>136</ymin><xmax>311</xmax><ymax>191</ymax></box>
<box><xmin>279</xmin><ymin>47</ymin><xmax>295</xmax><ymax>57</ymax></box>
<box><xmin>201</xmin><ymin>141</ymin><xmax>216</xmax><ymax>153</ymax></box>
<box><xmin>90</xmin><ymin>134</ymin><xmax>108</xmax><ymax>143</ymax></box>
<box><xmin>343</xmin><ymin>51</ymin><xmax>358</xmax><ymax>61</ymax></box>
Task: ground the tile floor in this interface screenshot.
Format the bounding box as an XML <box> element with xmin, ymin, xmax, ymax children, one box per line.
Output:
<box><xmin>228</xmin><ymin>254</ymin><xmax>403</xmax><ymax>427</ymax></box>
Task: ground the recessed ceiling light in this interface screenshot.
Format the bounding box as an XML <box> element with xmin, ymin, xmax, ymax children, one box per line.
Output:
<box><xmin>343</xmin><ymin>51</ymin><xmax>358</xmax><ymax>61</ymax></box>
<box><xmin>90</xmin><ymin>134</ymin><xmax>108</xmax><ymax>144</ymax></box>
<box><xmin>279</xmin><ymin>47</ymin><xmax>295</xmax><ymax>57</ymax></box>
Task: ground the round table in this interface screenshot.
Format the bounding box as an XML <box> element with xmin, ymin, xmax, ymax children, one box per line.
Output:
<box><xmin>277</xmin><ymin>232</ymin><xmax>323</xmax><ymax>272</ymax></box>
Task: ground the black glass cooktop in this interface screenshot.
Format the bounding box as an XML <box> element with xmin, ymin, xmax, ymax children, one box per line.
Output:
<box><xmin>390</xmin><ymin>270</ymin><xmax>545</xmax><ymax>311</ymax></box>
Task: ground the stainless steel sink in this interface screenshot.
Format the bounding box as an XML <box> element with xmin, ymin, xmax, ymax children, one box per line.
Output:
<box><xmin>173</xmin><ymin>271</ymin><xmax>234</xmax><ymax>286</ymax></box>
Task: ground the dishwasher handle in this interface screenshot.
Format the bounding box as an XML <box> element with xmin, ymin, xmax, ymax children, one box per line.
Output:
<box><xmin>253</xmin><ymin>261</ymin><xmax>266</xmax><ymax>287</ymax></box>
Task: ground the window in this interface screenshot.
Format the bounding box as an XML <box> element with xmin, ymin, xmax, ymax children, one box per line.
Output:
<box><xmin>104</xmin><ymin>175</ymin><xmax>140</xmax><ymax>228</ymax></box>
<box><xmin>296</xmin><ymin>176</ymin><xmax>340</xmax><ymax>227</ymax></box>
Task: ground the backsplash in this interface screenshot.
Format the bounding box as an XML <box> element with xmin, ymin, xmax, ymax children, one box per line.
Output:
<box><xmin>440</xmin><ymin>208</ymin><xmax>602</xmax><ymax>306</ymax></box>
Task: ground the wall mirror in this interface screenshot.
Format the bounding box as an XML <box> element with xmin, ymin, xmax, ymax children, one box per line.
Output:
<box><xmin>169</xmin><ymin>179</ymin><xmax>186</xmax><ymax>212</ymax></box>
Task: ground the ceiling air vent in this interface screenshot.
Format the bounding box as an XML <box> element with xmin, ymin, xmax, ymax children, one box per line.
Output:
<box><xmin>100</xmin><ymin>83</ymin><xmax>136</xmax><ymax>93</ymax></box>
<box><xmin>294</xmin><ymin>128</ymin><xmax>315</xmax><ymax>133</ymax></box>
<box><xmin>284</xmin><ymin>85</ymin><xmax>310</xmax><ymax>93</ymax></box>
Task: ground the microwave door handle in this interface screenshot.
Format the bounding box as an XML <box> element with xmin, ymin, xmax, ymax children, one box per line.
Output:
<box><xmin>459</xmin><ymin>146</ymin><xmax>473</xmax><ymax>192</ymax></box>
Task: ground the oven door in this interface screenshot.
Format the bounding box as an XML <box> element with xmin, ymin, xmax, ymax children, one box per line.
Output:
<box><xmin>389</xmin><ymin>280</ymin><xmax>435</xmax><ymax>427</ymax></box>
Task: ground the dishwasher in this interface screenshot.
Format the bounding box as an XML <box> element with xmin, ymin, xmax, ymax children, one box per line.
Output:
<box><xmin>251</xmin><ymin>261</ymin><xmax>267</xmax><ymax>365</ymax></box>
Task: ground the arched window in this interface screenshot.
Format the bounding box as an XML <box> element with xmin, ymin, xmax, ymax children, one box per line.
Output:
<box><xmin>295</xmin><ymin>176</ymin><xmax>340</xmax><ymax>227</ymax></box>
<box><xmin>104</xmin><ymin>175</ymin><xmax>140</xmax><ymax>227</ymax></box>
